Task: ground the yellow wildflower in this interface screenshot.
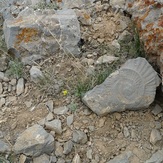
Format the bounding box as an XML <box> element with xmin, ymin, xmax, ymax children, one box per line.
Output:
<box><xmin>62</xmin><ymin>90</ymin><xmax>68</xmax><ymax>96</ymax></box>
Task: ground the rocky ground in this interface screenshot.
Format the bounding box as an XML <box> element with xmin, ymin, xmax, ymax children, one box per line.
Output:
<box><xmin>0</xmin><ymin>0</ymin><xmax>163</xmax><ymax>163</ymax></box>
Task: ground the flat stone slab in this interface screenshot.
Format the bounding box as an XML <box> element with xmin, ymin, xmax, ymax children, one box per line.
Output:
<box><xmin>83</xmin><ymin>57</ymin><xmax>160</xmax><ymax>115</ymax></box>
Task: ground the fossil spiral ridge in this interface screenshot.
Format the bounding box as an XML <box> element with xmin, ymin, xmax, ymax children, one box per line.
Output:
<box><xmin>110</xmin><ymin>57</ymin><xmax>160</xmax><ymax>109</ymax></box>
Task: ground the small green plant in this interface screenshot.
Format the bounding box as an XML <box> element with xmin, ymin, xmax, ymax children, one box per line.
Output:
<box><xmin>7</xmin><ymin>58</ymin><xmax>23</xmax><ymax>79</ymax></box>
<box><xmin>0</xmin><ymin>157</ymin><xmax>8</xmax><ymax>163</ymax></box>
<box><xmin>133</xmin><ymin>27</ymin><xmax>145</xmax><ymax>57</ymax></box>
<box><xmin>119</xmin><ymin>24</ymin><xmax>145</xmax><ymax>58</ymax></box>
<box><xmin>37</xmin><ymin>68</ymin><xmax>64</xmax><ymax>96</ymax></box>
<box><xmin>75</xmin><ymin>80</ymin><xmax>91</xmax><ymax>98</ymax></box>
<box><xmin>0</xmin><ymin>28</ymin><xmax>7</xmax><ymax>53</ymax></box>
<box><xmin>74</xmin><ymin>63</ymin><xmax>118</xmax><ymax>98</ymax></box>
<box><xmin>68</xmin><ymin>102</ymin><xmax>78</xmax><ymax>112</ymax></box>
<box><xmin>0</xmin><ymin>153</ymin><xmax>17</xmax><ymax>163</ymax></box>
<box><xmin>33</xmin><ymin>2</ymin><xmax>59</xmax><ymax>10</ymax></box>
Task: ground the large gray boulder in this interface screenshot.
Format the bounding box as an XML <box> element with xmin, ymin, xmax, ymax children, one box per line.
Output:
<box><xmin>83</xmin><ymin>57</ymin><xmax>160</xmax><ymax>116</ymax></box>
<box><xmin>13</xmin><ymin>124</ymin><xmax>55</xmax><ymax>157</ymax></box>
<box><xmin>3</xmin><ymin>8</ymin><xmax>80</xmax><ymax>63</ymax></box>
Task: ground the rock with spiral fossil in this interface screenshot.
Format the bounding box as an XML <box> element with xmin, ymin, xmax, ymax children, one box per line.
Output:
<box><xmin>82</xmin><ymin>57</ymin><xmax>161</xmax><ymax>116</ymax></box>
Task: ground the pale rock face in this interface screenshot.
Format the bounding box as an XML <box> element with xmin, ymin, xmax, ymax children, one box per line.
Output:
<box><xmin>83</xmin><ymin>57</ymin><xmax>160</xmax><ymax>116</ymax></box>
<box><xmin>3</xmin><ymin>8</ymin><xmax>81</xmax><ymax>63</ymax></box>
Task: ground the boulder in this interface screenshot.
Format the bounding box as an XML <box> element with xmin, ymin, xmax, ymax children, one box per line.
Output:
<box><xmin>83</xmin><ymin>57</ymin><xmax>160</xmax><ymax>115</ymax></box>
<box><xmin>13</xmin><ymin>124</ymin><xmax>55</xmax><ymax>157</ymax></box>
<box><xmin>3</xmin><ymin>8</ymin><xmax>81</xmax><ymax>63</ymax></box>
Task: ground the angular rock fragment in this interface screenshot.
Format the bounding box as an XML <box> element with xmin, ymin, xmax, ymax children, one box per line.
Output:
<box><xmin>67</xmin><ymin>114</ymin><xmax>74</xmax><ymax>126</ymax></box>
<box><xmin>45</xmin><ymin>112</ymin><xmax>53</xmax><ymax>121</ymax></box>
<box><xmin>55</xmin><ymin>143</ymin><xmax>63</xmax><ymax>157</ymax></box>
<box><xmin>45</xmin><ymin>119</ymin><xmax>62</xmax><ymax>134</ymax></box>
<box><xmin>53</xmin><ymin>106</ymin><xmax>68</xmax><ymax>115</ymax></box>
<box><xmin>150</xmin><ymin>129</ymin><xmax>162</xmax><ymax>145</ymax></box>
<box><xmin>107</xmin><ymin>151</ymin><xmax>133</xmax><ymax>163</ymax></box>
<box><xmin>45</xmin><ymin>100</ymin><xmax>54</xmax><ymax>112</ymax></box>
<box><xmin>16</xmin><ymin>78</ymin><xmax>24</xmax><ymax>96</ymax></box>
<box><xmin>123</xmin><ymin>127</ymin><xmax>130</xmax><ymax>138</ymax></box>
<box><xmin>96</xmin><ymin>55</ymin><xmax>119</xmax><ymax>64</ymax></box>
<box><xmin>0</xmin><ymin>98</ymin><xmax>6</xmax><ymax>107</ymax></box>
<box><xmin>50</xmin><ymin>156</ymin><xmax>57</xmax><ymax>163</ymax></box>
<box><xmin>13</xmin><ymin>124</ymin><xmax>54</xmax><ymax>157</ymax></box>
<box><xmin>72</xmin><ymin>154</ymin><xmax>81</xmax><ymax>163</ymax></box>
<box><xmin>72</xmin><ymin>130</ymin><xmax>87</xmax><ymax>144</ymax></box>
<box><xmin>86</xmin><ymin>149</ymin><xmax>92</xmax><ymax>159</ymax></box>
<box><xmin>30</xmin><ymin>66</ymin><xmax>43</xmax><ymax>83</ymax></box>
<box><xmin>63</xmin><ymin>140</ymin><xmax>73</xmax><ymax>154</ymax></box>
<box><xmin>0</xmin><ymin>82</ymin><xmax>3</xmax><ymax>94</ymax></box>
<box><xmin>19</xmin><ymin>154</ymin><xmax>28</xmax><ymax>163</ymax></box>
<box><xmin>33</xmin><ymin>154</ymin><xmax>50</xmax><ymax>163</ymax></box>
<box><xmin>83</xmin><ymin>58</ymin><xmax>160</xmax><ymax>115</ymax></box>
<box><xmin>152</xmin><ymin>104</ymin><xmax>162</xmax><ymax>116</ymax></box>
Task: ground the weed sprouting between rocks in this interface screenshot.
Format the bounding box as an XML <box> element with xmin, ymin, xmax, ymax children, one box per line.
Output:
<box><xmin>74</xmin><ymin>62</ymin><xmax>119</xmax><ymax>98</ymax></box>
<box><xmin>7</xmin><ymin>59</ymin><xmax>24</xmax><ymax>79</ymax></box>
<box><xmin>119</xmin><ymin>24</ymin><xmax>145</xmax><ymax>59</ymax></box>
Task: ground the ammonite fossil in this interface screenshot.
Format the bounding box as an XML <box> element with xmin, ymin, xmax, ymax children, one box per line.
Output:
<box><xmin>82</xmin><ymin>57</ymin><xmax>160</xmax><ymax>116</ymax></box>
